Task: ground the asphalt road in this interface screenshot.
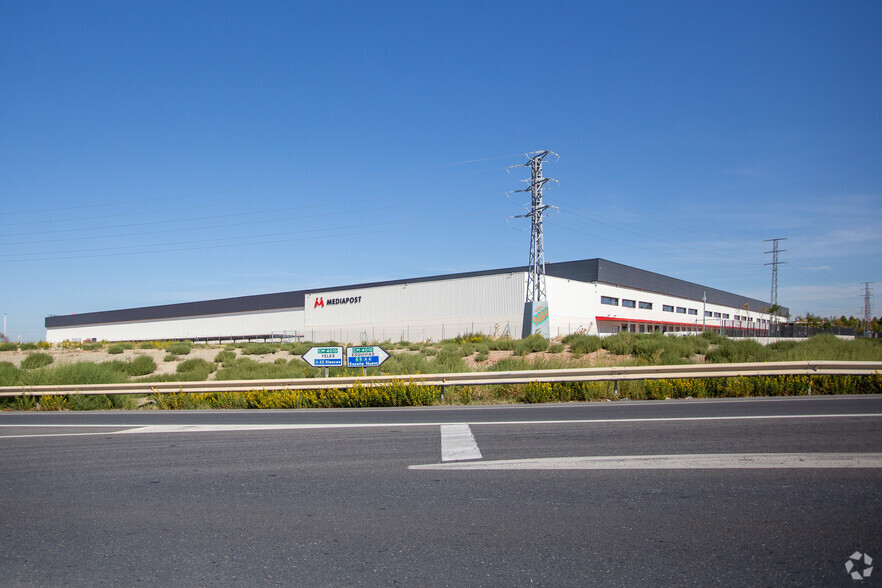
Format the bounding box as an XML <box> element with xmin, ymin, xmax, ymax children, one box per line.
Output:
<box><xmin>1</xmin><ymin>396</ymin><xmax>881</xmax><ymax>586</ymax></box>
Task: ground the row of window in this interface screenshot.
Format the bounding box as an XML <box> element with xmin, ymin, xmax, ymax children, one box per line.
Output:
<box><xmin>704</xmin><ymin>311</ymin><xmax>730</xmax><ymax>319</ymax></box>
<box><xmin>614</xmin><ymin>324</ymin><xmax>700</xmax><ymax>334</ymax></box>
<box><xmin>601</xmin><ymin>296</ymin><xmax>763</xmax><ymax>323</ymax></box>
<box><xmin>602</xmin><ymin>296</ymin><xmax>653</xmax><ymax>310</ymax></box>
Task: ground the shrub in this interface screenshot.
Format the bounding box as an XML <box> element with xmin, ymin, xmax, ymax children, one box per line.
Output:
<box><xmin>19</xmin><ymin>343</ymin><xmax>38</xmax><ymax>351</ymax></box>
<box><xmin>488</xmin><ymin>338</ymin><xmax>516</xmax><ymax>351</ymax></box>
<box><xmin>705</xmin><ymin>339</ymin><xmax>771</xmax><ymax>363</ymax></box>
<box><xmin>454</xmin><ymin>333</ymin><xmax>485</xmax><ymax>344</ymax></box>
<box><xmin>562</xmin><ymin>334</ymin><xmax>602</xmax><ymax>355</ymax></box>
<box><xmin>39</xmin><ymin>395</ymin><xmax>68</xmax><ymax>410</ymax></box>
<box><xmin>125</xmin><ymin>355</ymin><xmax>157</xmax><ymax>377</ymax></box>
<box><xmin>240</xmin><ymin>342</ymin><xmax>278</xmax><ymax>355</ymax></box>
<box><xmin>431</xmin><ymin>348</ymin><xmax>469</xmax><ymax>372</ymax></box>
<box><xmin>0</xmin><ymin>361</ymin><xmax>20</xmax><ymax>385</ymax></box>
<box><xmin>214</xmin><ymin>350</ymin><xmax>237</xmax><ymax>364</ymax></box>
<box><xmin>107</xmin><ymin>344</ymin><xmax>126</xmax><ymax>355</ymax></box>
<box><xmin>489</xmin><ymin>357</ymin><xmax>532</xmax><ymax>371</ymax></box>
<box><xmin>602</xmin><ymin>333</ymin><xmax>636</xmax><ymax>356</ymax></box>
<box><xmin>0</xmin><ymin>342</ymin><xmax>18</xmax><ymax>351</ymax></box>
<box><xmin>176</xmin><ymin>359</ymin><xmax>217</xmax><ymax>380</ymax></box>
<box><xmin>514</xmin><ymin>334</ymin><xmax>549</xmax><ymax>356</ymax></box>
<box><xmin>166</xmin><ymin>342</ymin><xmax>191</xmax><ymax>356</ymax></box>
<box><xmin>215</xmin><ymin>357</ymin><xmax>311</xmax><ymax>380</ymax></box>
<box><xmin>289</xmin><ymin>342</ymin><xmax>313</xmax><ymax>356</ymax></box>
<box><xmin>33</xmin><ymin>363</ymin><xmax>128</xmax><ymax>386</ymax></box>
<box><xmin>20</xmin><ymin>353</ymin><xmax>54</xmax><ymax>370</ymax></box>
<box><xmin>164</xmin><ymin>354</ymin><xmax>178</xmax><ymax>362</ymax></box>
<box><xmin>523</xmin><ymin>381</ymin><xmax>554</xmax><ymax>403</ymax></box>
<box><xmin>379</xmin><ymin>352</ymin><xmax>431</xmax><ymax>375</ymax></box>
<box><xmin>68</xmin><ymin>394</ymin><xmax>115</xmax><ymax>410</ymax></box>
<box><xmin>548</xmin><ymin>343</ymin><xmax>565</xmax><ymax>354</ymax></box>
<box><xmin>152</xmin><ymin>382</ymin><xmax>441</xmax><ymax>410</ymax></box>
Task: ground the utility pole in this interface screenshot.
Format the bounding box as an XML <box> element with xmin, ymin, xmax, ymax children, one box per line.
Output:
<box><xmin>702</xmin><ymin>292</ymin><xmax>706</xmax><ymax>333</ymax></box>
<box><xmin>510</xmin><ymin>150</ymin><xmax>558</xmax><ymax>337</ymax></box>
<box><xmin>764</xmin><ymin>238</ymin><xmax>787</xmax><ymax>335</ymax></box>
<box><xmin>862</xmin><ymin>282</ymin><xmax>874</xmax><ymax>337</ymax></box>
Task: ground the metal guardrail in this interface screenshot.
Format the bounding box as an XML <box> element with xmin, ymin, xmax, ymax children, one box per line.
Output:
<box><xmin>1</xmin><ymin>361</ymin><xmax>880</xmax><ymax>398</ymax></box>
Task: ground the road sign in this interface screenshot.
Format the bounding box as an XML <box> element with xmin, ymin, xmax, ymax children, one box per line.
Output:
<box><xmin>346</xmin><ymin>346</ymin><xmax>389</xmax><ymax>368</ymax></box>
<box><xmin>302</xmin><ymin>346</ymin><xmax>344</xmax><ymax>367</ymax></box>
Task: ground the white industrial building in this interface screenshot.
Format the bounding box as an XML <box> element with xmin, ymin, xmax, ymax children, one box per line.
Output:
<box><xmin>44</xmin><ymin>258</ymin><xmax>781</xmax><ymax>343</ymax></box>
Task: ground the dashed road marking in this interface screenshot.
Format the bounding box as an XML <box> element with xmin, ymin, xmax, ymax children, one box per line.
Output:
<box><xmin>409</xmin><ymin>452</ymin><xmax>882</xmax><ymax>470</ymax></box>
<box><xmin>440</xmin><ymin>424</ymin><xmax>482</xmax><ymax>462</ymax></box>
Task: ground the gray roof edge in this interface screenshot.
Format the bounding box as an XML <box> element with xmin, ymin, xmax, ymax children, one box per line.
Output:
<box><xmin>45</xmin><ymin>258</ymin><xmax>784</xmax><ymax>329</ymax></box>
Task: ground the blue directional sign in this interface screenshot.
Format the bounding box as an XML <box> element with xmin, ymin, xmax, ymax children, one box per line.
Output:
<box><xmin>346</xmin><ymin>346</ymin><xmax>389</xmax><ymax>368</ymax></box>
<box><xmin>302</xmin><ymin>346</ymin><xmax>344</xmax><ymax>367</ymax></box>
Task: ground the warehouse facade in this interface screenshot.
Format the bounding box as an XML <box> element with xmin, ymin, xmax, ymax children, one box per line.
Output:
<box><xmin>44</xmin><ymin>258</ymin><xmax>781</xmax><ymax>343</ymax></box>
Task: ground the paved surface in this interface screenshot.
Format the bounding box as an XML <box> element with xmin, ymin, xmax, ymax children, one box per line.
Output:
<box><xmin>1</xmin><ymin>396</ymin><xmax>881</xmax><ymax>586</ymax></box>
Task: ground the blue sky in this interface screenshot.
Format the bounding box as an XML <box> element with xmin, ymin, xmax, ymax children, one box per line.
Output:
<box><xmin>2</xmin><ymin>1</ymin><xmax>880</xmax><ymax>341</ymax></box>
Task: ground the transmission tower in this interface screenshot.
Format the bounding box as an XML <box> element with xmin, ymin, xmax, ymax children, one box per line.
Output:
<box><xmin>764</xmin><ymin>238</ymin><xmax>787</xmax><ymax>308</ymax></box>
<box><xmin>511</xmin><ymin>151</ymin><xmax>557</xmax><ymax>302</ymax></box>
<box><xmin>863</xmin><ymin>282</ymin><xmax>874</xmax><ymax>334</ymax></box>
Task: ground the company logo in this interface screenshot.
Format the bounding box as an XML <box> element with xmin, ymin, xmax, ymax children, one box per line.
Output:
<box><xmin>845</xmin><ymin>552</ymin><xmax>873</xmax><ymax>580</ymax></box>
<box><xmin>532</xmin><ymin>306</ymin><xmax>549</xmax><ymax>326</ymax></box>
<box><xmin>313</xmin><ymin>295</ymin><xmax>362</xmax><ymax>309</ymax></box>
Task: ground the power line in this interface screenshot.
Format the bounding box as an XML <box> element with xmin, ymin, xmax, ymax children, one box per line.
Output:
<box><xmin>2</xmin><ymin>153</ymin><xmax>524</xmax><ymax>217</ymax></box>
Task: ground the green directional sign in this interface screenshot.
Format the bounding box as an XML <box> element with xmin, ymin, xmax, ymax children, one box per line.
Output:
<box><xmin>302</xmin><ymin>346</ymin><xmax>344</xmax><ymax>367</ymax></box>
<box><xmin>345</xmin><ymin>346</ymin><xmax>389</xmax><ymax>368</ymax></box>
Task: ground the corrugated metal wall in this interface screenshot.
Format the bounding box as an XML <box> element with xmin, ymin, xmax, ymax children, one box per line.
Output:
<box><xmin>46</xmin><ymin>309</ymin><xmax>305</xmax><ymax>343</ymax></box>
<box><xmin>302</xmin><ymin>273</ymin><xmax>526</xmax><ymax>342</ymax></box>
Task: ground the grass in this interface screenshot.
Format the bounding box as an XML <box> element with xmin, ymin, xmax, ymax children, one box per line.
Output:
<box><xmin>20</xmin><ymin>353</ymin><xmax>54</xmax><ymax>370</ymax></box>
<box><xmin>1</xmin><ymin>334</ymin><xmax>879</xmax><ymax>410</ymax></box>
<box><xmin>239</xmin><ymin>342</ymin><xmax>279</xmax><ymax>355</ymax></box>
<box><xmin>214</xmin><ymin>357</ymin><xmax>316</xmax><ymax>380</ymax></box>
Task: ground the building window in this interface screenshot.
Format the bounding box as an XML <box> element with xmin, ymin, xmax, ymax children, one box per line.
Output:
<box><xmin>622</xmin><ymin>299</ymin><xmax>636</xmax><ymax>308</ymax></box>
<box><xmin>734</xmin><ymin>315</ymin><xmax>741</xmax><ymax>321</ymax></box>
<box><xmin>688</xmin><ymin>309</ymin><xmax>698</xmax><ymax>315</ymax></box>
<box><xmin>639</xmin><ymin>301</ymin><xmax>652</xmax><ymax>310</ymax></box>
<box><xmin>663</xmin><ymin>304</ymin><xmax>674</xmax><ymax>312</ymax></box>
<box><xmin>676</xmin><ymin>307</ymin><xmax>687</xmax><ymax>314</ymax></box>
<box><xmin>714</xmin><ymin>312</ymin><xmax>721</xmax><ymax>318</ymax></box>
<box><xmin>722</xmin><ymin>313</ymin><xmax>729</xmax><ymax>319</ymax></box>
<box><xmin>601</xmin><ymin>296</ymin><xmax>618</xmax><ymax>306</ymax></box>
<box><xmin>705</xmin><ymin>311</ymin><xmax>713</xmax><ymax>317</ymax></box>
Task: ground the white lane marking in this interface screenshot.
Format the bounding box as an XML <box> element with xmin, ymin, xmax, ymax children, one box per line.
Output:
<box><xmin>440</xmin><ymin>424</ymin><xmax>482</xmax><ymax>462</ymax></box>
<box><xmin>409</xmin><ymin>452</ymin><xmax>882</xmax><ymax>470</ymax></box>
<box><xmin>0</xmin><ymin>412</ymin><xmax>880</xmax><ymax>439</ymax></box>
